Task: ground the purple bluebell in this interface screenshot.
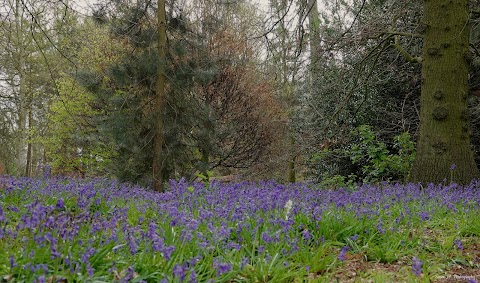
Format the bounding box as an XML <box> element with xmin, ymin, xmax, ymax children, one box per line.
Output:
<box><xmin>261</xmin><ymin>231</ymin><xmax>272</xmax><ymax>243</ymax></box>
<box><xmin>9</xmin><ymin>255</ymin><xmax>16</xmax><ymax>268</ymax></box>
<box><xmin>419</xmin><ymin>211</ymin><xmax>430</xmax><ymax>221</ymax></box>
<box><xmin>189</xmin><ymin>269</ymin><xmax>198</xmax><ymax>283</ymax></box>
<box><xmin>173</xmin><ymin>264</ymin><xmax>186</xmax><ymax>281</ymax></box>
<box><xmin>412</xmin><ymin>256</ymin><xmax>423</xmax><ymax>276</ymax></box>
<box><xmin>454</xmin><ymin>239</ymin><xmax>464</xmax><ymax>250</ymax></box>
<box><xmin>55</xmin><ymin>198</ymin><xmax>65</xmax><ymax>210</ymax></box>
<box><xmin>0</xmin><ymin>205</ymin><xmax>6</xmax><ymax>223</ymax></box>
<box><xmin>162</xmin><ymin>245</ymin><xmax>175</xmax><ymax>261</ymax></box>
<box><xmin>213</xmin><ymin>259</ymin><xmax>232</xmax><ymax>276</ymax></box>
<box><xmin>240</xmin><ymin>257</ymin><xmax>249</xmax><ymax>269</ymax></box>
<box><xmin>302</xmin><ymin>229</ymin><xmax>311</xmax><ymax>240</ymax></box>
<box><xmin>338</xmin><ymin>246</ymin><xmax>349</xmax><ymax>261</ymax></box>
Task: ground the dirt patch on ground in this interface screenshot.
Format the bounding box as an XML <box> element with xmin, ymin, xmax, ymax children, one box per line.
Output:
<box><xmin>330</xmin><ymin>243</ymin><xmax>480</xmax><ymax>283</ymax></box>
<box><xmin>332</xmin><ymin>253</ymin><xmax>407</xmax><ymax>282</ymax></box>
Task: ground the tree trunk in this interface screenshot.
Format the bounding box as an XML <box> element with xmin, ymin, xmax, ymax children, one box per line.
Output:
<box><xmin>25</xmin><ymin>106</ymin><xmax>32</xmax><ymax>177</ymax></box>
<box><xmin>305</xmin><ymin>0</ymin><xmax>323</xmax><ymax>184</ymax></box>
<box><xmin>200</xmin><ymin>107</ymin><xmax>213</xmax><ymax>178</ymax></box>
<box><xmin>409</xmin><ymin>0</ymin><xmax>479</xmax><ymax>184</ymax></box>
<box><xmin>15</xmin><ymin>0</ymin><xmax>28</xmax><ymax>176</ymax></box>
<box><xmin>152</xmin><ymin>0</ymin><xmax>167</xmax><ymax>192</ymax></box>
<box><xmin>288</xmin><ymin>134</ymin><xmax>297</xmax><ymax>183</ymax></box>
<box><xmin>279</xmin><ymin>0</ymin><xmax>296</xmax><ymax>183</ymax></box>
<box><xmin>16</xmin><ymin>76</ymin><xmax>27</xmax><ymax>176</ymax></box>
<box><xmin>307</xmin><ymin>0</ymin><xmax>321</xmax><ymax>94</ymax></box>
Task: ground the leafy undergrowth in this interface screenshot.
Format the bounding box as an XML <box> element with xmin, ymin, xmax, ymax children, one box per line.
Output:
<box><xmin>0</xmin><ymin>177</ymin><xmax>479</xmax><ymax>282</ymax></box>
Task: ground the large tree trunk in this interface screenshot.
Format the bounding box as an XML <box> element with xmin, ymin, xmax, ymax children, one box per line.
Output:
<box><xmin>409</xmin><ymin>0</ymin><xmax>479</xmax><ymax>184</ymax></box>
<box><xmin>152</xmin><ymin>0</ymin><xmax>167</xmax><ymax>192</ymax></box>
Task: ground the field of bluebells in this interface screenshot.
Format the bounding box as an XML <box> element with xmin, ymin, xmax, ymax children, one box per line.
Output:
<box><xmin>1</xmin><ymin>176</ymin><xmax>480</xmax><ymax>282</ymax></box>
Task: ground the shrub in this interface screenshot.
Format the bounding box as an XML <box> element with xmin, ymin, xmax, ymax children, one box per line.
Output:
<box><xmin>309</xmin><ymin>125</ymin><xmax>415</xmax><ymax>186</ymax></box>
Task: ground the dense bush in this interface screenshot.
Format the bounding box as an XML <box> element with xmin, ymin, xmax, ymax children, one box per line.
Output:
<box><xmin>308</xmin><ymin>125</ymin><xmax>416</xmax><ymax>187</ymax></box>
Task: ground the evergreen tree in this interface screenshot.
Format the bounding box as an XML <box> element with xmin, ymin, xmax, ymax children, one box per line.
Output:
<box><xmin>77</xmin><ymin>0</ymin><xmax>277</xmax><ymax>185</ymax></box>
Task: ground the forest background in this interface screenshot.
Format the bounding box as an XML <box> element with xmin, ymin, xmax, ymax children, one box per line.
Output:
<box><xmin>1</xmin><ymin>0</ymin><xmax>480</xmax><ymax>190</ymax></box>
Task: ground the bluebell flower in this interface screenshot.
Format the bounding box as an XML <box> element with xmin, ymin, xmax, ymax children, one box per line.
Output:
<box><xmin>338</xmin><ymin>246</ymin><xmax>349</xmax><ymax>261</ymax></box>
<box><xmin>419</xmin><ymin>211</ymin><xmax>430</xmax><ymax>221</ymax></box>
<box><xmin>213</xmin><ymin>259</ymin><xmax>232</xmax><ymax>276</ymax></box>
<box><xmin>189</xmin><ymin>269</ymin><xmax>198</xmax><ymax>283</ymax></box>
<box><xmin>55</xmin><ymin>198</ymin><xmax>65</xmax><ymax>210</ymax></box>
<box><xmin>302</xmin><ymin>229</ymin><xmax>311</xmax><ymax>240</ymax></box>
<box><xmin>9</xmin><ymin>254</ymin><xmax>16</xmax><ymax>268</ymax></box>
<box><xmin>412</xmin><ymin>256</ymin><xmax>423</xmax><ymax>276</ymax></box>
<box><xmin>173</xmin><ymin>264</ymin><xmax>186</xmax><ymax>281</ymax></box>
<box><xmin>454</xmin><ymin>239</ymin><xmax>463</xmax><ymax>250</ymax></box>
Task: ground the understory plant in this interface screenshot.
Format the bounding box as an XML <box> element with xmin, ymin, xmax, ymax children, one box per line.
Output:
<box><xmin>309</xmin><ymin>125</ymin><xmax>416</xmax><ymax>187</ymax></box>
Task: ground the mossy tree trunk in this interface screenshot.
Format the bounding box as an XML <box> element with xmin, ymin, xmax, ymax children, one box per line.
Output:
<box><xmin>152</xmin><ymin>0</ymin><xmax>167</xmax><ymax>192</ymax></box>
<box><xmin>409</xmin><ymin>0</ymin><xmax>480</xmax><ymax>184</ymax></box>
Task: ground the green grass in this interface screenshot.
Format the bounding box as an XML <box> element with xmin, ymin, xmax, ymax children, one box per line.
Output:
<box><xmin>0</xmin><ymin>177</ymin><xmax>479</xmax><ymax>282</ymax></box>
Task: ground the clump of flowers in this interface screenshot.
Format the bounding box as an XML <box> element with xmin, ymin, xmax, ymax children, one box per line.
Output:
<box><xmin>454</xmin><ymin>239</ymin><xmax>463</xmax><ymax>251</ymax></box>
<box><xmin>338</xmin><ymin>246</ymin><xmax>349</xmax><ymax>261</ymax></box>
<box><xmin>213</xmin><ymin>259</ymin><xmax>232</xmax><ymax>276</ymax></box>
<box><xmin>412</xmin><ymin>256</ymin><xmax>423</xmax><ymax>276</ymax></box>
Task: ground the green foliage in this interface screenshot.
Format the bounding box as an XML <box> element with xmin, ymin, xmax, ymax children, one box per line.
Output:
<box><xmin>41</xmin><ymin>77</ymin><xmax>117</xmax><ymax>176</ymax></box>
<box><xmin>73</xmin><ymin>2</ymin><xmax>277</xmax><ymax>185</ymax></box>
<box><xmin>350</xmin><ymin>125</ymin><xmax>416</xmax><ymax>183</ymax></box>
<box><xmin>310</xmin><ymin>125</ymin><xmax>416</xmax><ymax>186</ymax></box>
<box><xmin>195</xmin><ymin>170</ymin><xmax>213</xmax><ymax>188</ymax></box>
<box><xmin>318</xmin><ymin>174</ymin><xmax>358</xmax><ymax>190</ymax></box>
<box><xmin>74</xmin><ymin>13</ymin><xmax>201</xmax><ymax>183</ymax></box>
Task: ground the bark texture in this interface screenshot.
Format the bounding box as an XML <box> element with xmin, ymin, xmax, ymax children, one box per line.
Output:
<box><xmin>152</xmin><ymin>0</ymin><xmax>167</xmax><ymax>192</ymax></box>
<box><xmin>409</xmin><ymin>0</ymin><xmax>480</xmax><ymax>184</ymax></box>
